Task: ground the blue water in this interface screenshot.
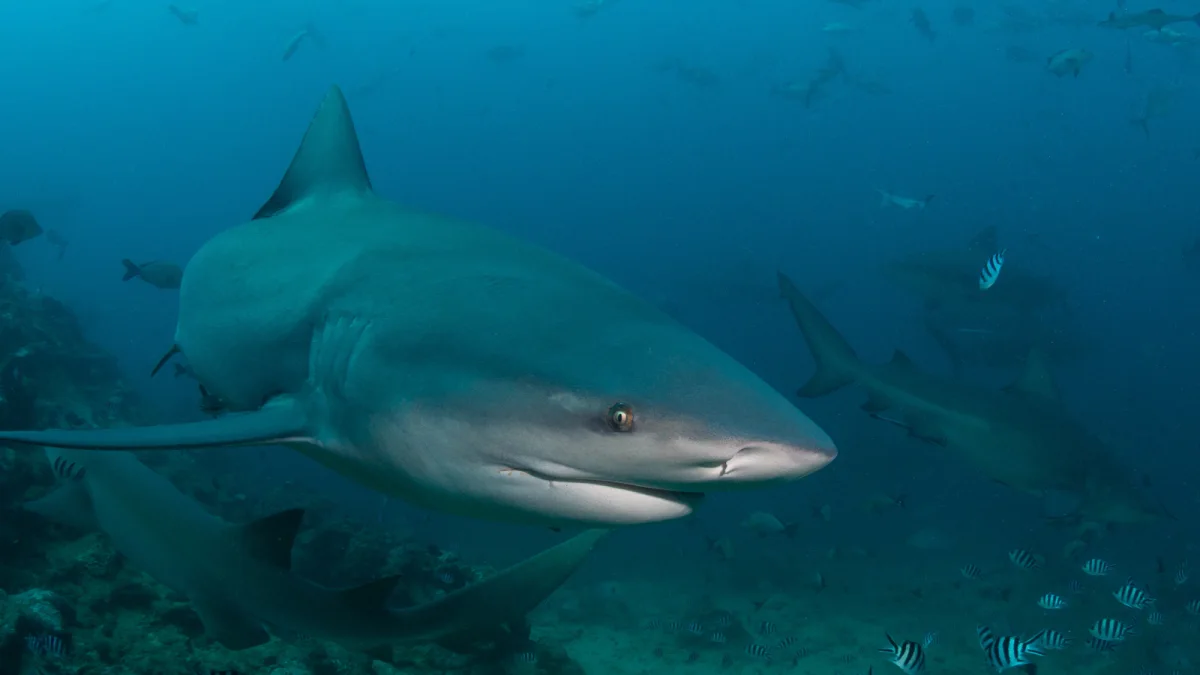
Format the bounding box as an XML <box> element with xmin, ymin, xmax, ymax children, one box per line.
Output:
<box><xmin>2</xmin><ymin>0</ymin><xmax>1199</xmax><ymax>660</ymax></box>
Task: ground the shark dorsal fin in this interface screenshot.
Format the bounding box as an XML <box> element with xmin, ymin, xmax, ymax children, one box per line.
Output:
<box><xmin>967</xmin><ymin>226</ymin><xmax>998</xmax><ymax>253</ymax></box>
<box><xmin>338</xmin><ymin>575</ymin><xmax>403</xmax><ymax>611</ymax></box>
<box><xmin>1004</xmin><ymin>348</ymin><xmax>1061</xmax><ymax>405</ymax></box>
<box><xmin>254</xmin><ymin>85</ymin><xmax>373</xmax><ymax>220</ymax></box>
<box><xmin>233</xmin><ymin>508</ymin><xmax>305</xmax><ymax>569</ymax></box>
<box><xmin>889</xmin><ymin>350</ymin><xmax>915</xmax><ymax>368</ymax></box>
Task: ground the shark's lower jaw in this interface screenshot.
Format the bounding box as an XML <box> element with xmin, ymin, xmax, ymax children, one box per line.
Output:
<box><xmin>501</xmin><ymin>468</ymin><xmax>707</xmax><ymax>526</ymax></box>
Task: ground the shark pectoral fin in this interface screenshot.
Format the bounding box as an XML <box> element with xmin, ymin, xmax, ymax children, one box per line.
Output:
<box><xmin>337</xmin><ymin>575</ymin><xmax>404</xmax><ymax>611</ymax></box>
<box><xmin>872</xmin><ymin>412</ymin><xmax>946</xmax><ymax>446</ymax></box>
<box><xmin>150</xmin><ymin>344</ymin><xmax>181</xmax><ymax>377</ymax></box>
<box><xmin>193</xmin><ymin>597</ymin><xmax>270</xmax><ymax>650</ymax></box>
<box><xmin>232</xmin><ymin>508</ymin><xmax>306</xmax><ymax>570</ymax></box>
<box><xmin>393</xmin><ymin>529</ymin><xmax>608</xmax><ymax>643</ymax></box>
<box><xmin>860</xmin><ymin>393</ymin><xmax>891</xmax><ymax>414</ymax></box>
<box><xmin>24</xmin><ymin>482</ymin><xmax>98</xmax><ymax>531</ymax></box>
<box><xmin>1004</xmin><ymin>348</ymin><xmax>1062</xmax><ymax>407</ymax></box>
<box><xmin>905</xmin><ymin>415</ymin><xmax>947</xmax><ymax>445</ymax></box>
<box><xmin>0</xmin><ymin>398</ymin><xmax>312</xmax><ymax>451</ymax></box>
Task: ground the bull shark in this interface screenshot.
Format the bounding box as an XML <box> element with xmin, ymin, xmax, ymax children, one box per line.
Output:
<box><xmin>882</xmin><ymin>226</ymin><xmax>1068</xmax><ymax>315</ymax></box>
<box><xmin>1098</xmin><ymin>9</ymin><xmax>1200</xmax><ymax>31</ymax></box>
<box><xmin>26</xmin><ymin>447</ymin><xmax>606</xmax><ymax>651</ymax></box>
<box><xmin>0</xmin><ymin>86</ymin><xmax>836</xmax><ymax>528</ymax></box>
<box><xmin>777</xmin><ymin>273</ymin><xmax>1167</xmax><ymax>525</ymax></box>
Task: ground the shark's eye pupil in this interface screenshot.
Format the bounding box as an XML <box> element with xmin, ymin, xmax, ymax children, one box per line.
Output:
<box><xmin>607</xmin><ymin>402</ymin><xmax>634</xmax><ymax>432</ymax></box>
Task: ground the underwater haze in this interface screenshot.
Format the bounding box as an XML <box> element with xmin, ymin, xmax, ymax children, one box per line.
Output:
<box><xmin>1</xmin><ymin>0</ymin><xmax>1200</xmax><ymax>673</ymax></box>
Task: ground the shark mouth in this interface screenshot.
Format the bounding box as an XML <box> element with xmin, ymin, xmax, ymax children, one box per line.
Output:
<box><xmin>508</xmin><ymin>467</ymin><xmax>707</xmax><ymax>508</ymax></box>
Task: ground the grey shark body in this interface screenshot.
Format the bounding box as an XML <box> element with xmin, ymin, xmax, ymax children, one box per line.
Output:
<box><xmin>28</xmin><ymin>448</ymin><xmax>606</xmax><ymax>650</ymax></box>
<box><xmin>0</xmin><ymin>86</ymin><xmax>835</xmax><ymax>528</ymax></box>
<box><xmin>778</xmin><ymin>273</ymin><xmax>1165</xmax><ymax>525</ymax></box>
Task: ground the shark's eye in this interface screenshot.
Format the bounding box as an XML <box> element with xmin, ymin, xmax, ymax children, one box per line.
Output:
<box><xmin>607</xmin><ymin>402</ymin><xmax>635</xmax><ymax>432</ymax></box>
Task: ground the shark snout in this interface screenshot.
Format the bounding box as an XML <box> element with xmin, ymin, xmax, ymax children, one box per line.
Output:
<box><xmin>716</xmin><ymin>438</ymin><xmax>838</xmax><ymax>486</ymax></box>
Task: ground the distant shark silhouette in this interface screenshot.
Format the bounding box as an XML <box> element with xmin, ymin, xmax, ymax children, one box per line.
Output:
<box><xmin>27</xmin><ymin>448</ymin><xmax>606</xmax><ymax>651</ymax></box>
<box><xmin>0</xmin><ymin>86</ymin><xmax>835</xmax><ymax>528</ymax></box>
<box><xmin>778</xmin><ymin>273</ymin><xmax>1168</xmax><ymax>525</ymax></box>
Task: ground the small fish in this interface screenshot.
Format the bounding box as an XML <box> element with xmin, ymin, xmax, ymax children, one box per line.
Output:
<box><xmin>1009</xmin><ymin>549</ymin><xmax>1043</xmax><ymax>570</ymax></box>
<box><xmin>121</xmin><ymin>259</ymin><xmax>184</xmax><ymax>290</ymax></box>
<box><xmin>709</xmin><ymin>631</ymin><xmax>727</xmax><ymax>644</ymax></box>
<box><xmin>713</xmin><ymin>613</ymin><xmax>733</xmax><ymax>628</ymax></box>
<box><xmin>978</xmin><ymin>626</ymin><xmax>1046</xmax><ymax>672</ymax></box>
<box><xmin>960</xmin><ymin>564</ymin><xmax>983</xmax><ymax>580</ymax></box>
<box><xmin>167</xmin><ymin>4</ymin><xmax>198</xmax><ymax>24</ymax></box>
<box><xmin>923</xmin><ymin>632</ymin><xmax>938</xmax><ymax>648</ymax></box>
<box><xmin>1089</xmin><ymin>618</ymin><xmax>1132</xmax><ymax>642</ymax></box>
<box><xmin>1185</xmin><ymin>599</ymin><xmax>1200</xmax><ymax>615</ymax></box>
<box><xmin>45</xmin><ymin>228</ymin><xmax>68</xmax><ymax>259</ymax></box>
<box><xmin>1037</xmin><ymin>593</ymin><xmax>1067</xmax><ymax>610</ymax></box>
<box><xmin>877</xmin><ymin>189</ymin><xmax>934</xmax><ymax>210</ymax></box>
<box><xmin>1067</xmin><ymin>579</ymin><xmax>1084</xmax><ymax>594</ymax></box>
<box><xmin>741</xmin><ymin>511</ymin><xmax>799</xmax><ymax>537</ymax></box>
<box><xmin>1085</xmin><ymin>636</ymin><xmax>1116</xmax><ymax>653</ymax></box>
<box><xmin>24</xmin><ymin>634</ymin><xmax>66</xmax><ymax>658</ymax></box>
<box><xmin>1113</xmin><ymin>580</ymin><xmax>1153</xmax><ymax>609</ymax></box>
<box><xmin>1146</xmin><ymin>610</ymin><xmax>1164</xmax><ymax>625</ymax></box>
<box><xmin>745</xmin><ymin>643</ymin><xmax>773</xmax><ymax>660</ymax></box>
<box><xmin>1046</xmin><ymin>48</ymin><xmax>1094</xmax><ymax>78</ymax></box>
<box><xmin>778</xmin><ymin>636</ymin><xmax>798</xmax><ymax>649</ymax></box>
<box><xmin>686</xmin><ymin>620</ymin><xmax>705</xmax><ymax>635</ymax></box>
<box><xmin>979</xmin><ymin>249</ymin><xmax>1007</xmax><ymax>290</ymax></box>
<box><xmin>758</xmin><ymin>620</ymin><xmax>778</xmax><ymax>635</ymax></box>
<box><xmin>0</xmin><ymin>209</ymin><xmax>44</xmax><ymax>245</ymax></box>
<box><xmin>1174</xmin><ymin>562</ymin><xmax>1188</xmax><ymax>586</ymax></box>
<box><xmin>1036</xmin><ymin>629</ymin><xmax>1071</xmax><ymax>650</ymax></box>
<box><xmin>1082</xmin><ymin>558</ymin><xmax>1114</xmax><ymax>576</ymax></box>
<box><xmin>879</xmin><ymin>634</ymin><xmax>925</xmax><ymax>674</ymax></box>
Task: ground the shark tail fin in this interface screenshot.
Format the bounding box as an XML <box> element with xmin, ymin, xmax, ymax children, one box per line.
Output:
<box><xmin>391</xmin><ymin>529</ymin><xmax>608</xmax><ymax>644</ymax></box>
<box><xmin>777</xmin><ymin>272</ymin><xmax>861</xmax><ymax>396</ymax></box>
<box><xmin>121</xmin><ymin>259</ymin><xmax>141</xmax><ymax>281</ymax></box>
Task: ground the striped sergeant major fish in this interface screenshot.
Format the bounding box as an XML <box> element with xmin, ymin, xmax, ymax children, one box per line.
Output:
<box><xmin>1086</xmin><ymin>636</ymin><xmax>1117</xmax><ymax>653</ymax></box>
<box><xmin>1082</xmin><ymin>558</ymin><xmax>1115</xmax><ymax>576</ymax></box>
<box><xmin>880</xmin><ymin>634</ymin><xmax>926</xmax><ymax>674</ymax></box>
<box><xmin>960</xmin><ymin>564</ymin><xmax>983</xmax><ymax>580</ymax></box>
<box><xmin>1035</xmin><ymin>629</ymin><xmax>1070</xmax><ymax>650</ymax></box>
<box><xmin>1090</xmin><ymin>618</ymin><xmax>1133</xmax><ymax>642</ymax></box>
<box><xmin>1037</xmin><ymin>593</ymin><xmax>1066</xmax><ymax>610</ymax></box>
<box><xmin>1113</xmin><ymin>580</ymin><xmax>1153</xmax><ymax>609</ymax></box>
<box><xmin>1008</xmin><ymin>549</ymin><xmax>1043</xmax><ymax>571</ymax></box>
<box><xmin>979</xmin><ymin>249</ymin><xmax>1007</xmax><ymax>290</ymax></box>
<box><xmin>1187</xmin><ymin>599</ymin><xmax>1200</xmax><ymax>616</ymax></box>
<box><xmin>977</xmin><ymin>626</ymin><xmax>1046</xmax><ymax>672</ymax></box>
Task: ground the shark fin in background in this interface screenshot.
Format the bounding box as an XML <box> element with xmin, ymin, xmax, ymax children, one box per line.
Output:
<box><xmin>888</xmin><ymin>350</ymin><xmax>916</xmax><ymax>369</ymax></box>
<box><xmin>777</xmin><ymin>272</ymin><xmax>861</xmax><ymax>396</ymax></box>
<box><xmin>0</xmin><ymin>399</ymin><xmax>312</xmax><ymax>451</ymax></box>
<box><xmin>860</xmin><ymin>392</ymin><xmax>890</xmax><ymax>414</ymax></box>
<box><xmin>254</xmin><ymin>85</ymin><xmax>373</xmax><ymax>220</ymax></box>
<box><xmin>338</xmin><ymin>575</ymin><xmax>404</xmax><ymax>612</ymax></box>
<box><xmin>233</xmin><ymin>508</ymin><xmax>305</xmax><ymax>570</ymax></box>
<box><xmin>24</xmin><ymin>481</ymin><xmax>98</xmax><ymax>531</ymax></box>
<box><xmin>1004</xmin><ymin>348</ymin><xmax>1061</xmax><ymax>406</ymax></box>
<box><xmin>193</xmin><ymin>597</ymin><xmax>271</xmax><ymax>650</ymax></box>
<box><xmin>395</xmin><ymin>529</ymin><xmax>609</xmax><ymax>644</ymax></box>
<box><xmin>904</xmin><ymin>414</ymin><xmax>948</xmax><ymax>446</ymax></box>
